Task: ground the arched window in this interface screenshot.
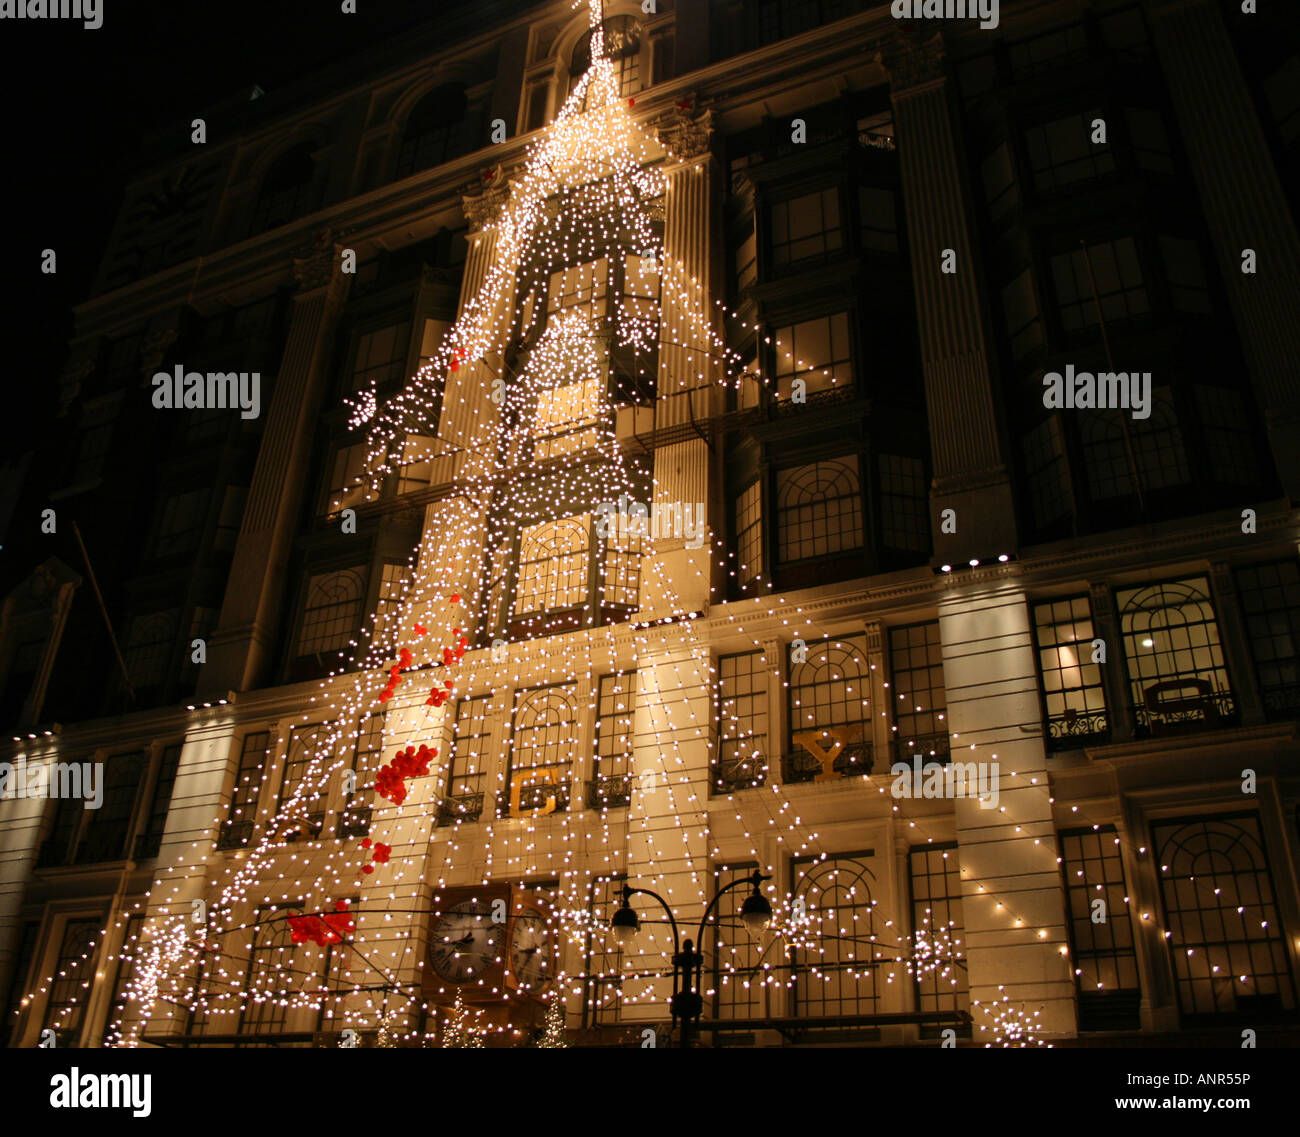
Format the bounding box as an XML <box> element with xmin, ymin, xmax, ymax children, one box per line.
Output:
<box><xmin>516</xmin><ymin>516</ymin><xmax>590</xmax><ymax>615</ymax></box>
<box><xmin>791</xmin><ymin>854</ymin><xmax>883</xmax><ymax>1018</ymax></box>
<box><xmin>571</xmin><ymin>15</ymin><xmax>642</xmax><ymax>97</ymax></box>
<box><xmin>1152</xmin><ymin>814</ymin><xmax>1296</xmax><ymax>1019</ymax></box>
<box><xmin>507</xmin><ymin>684</ymin><xmax>579</xmax><ymax>814</ymax></box>
<box><xmin>397</xmin><ymin>84</ymin><xmax>471</xmax><ymax>178</ymax></box>
<box><xmin>787</xmin><ymin>634</ymin><xmax>872</xmax><ymax>780</ymax></box>
<box><xmin>250</xmin><ymin>142</ymin><xmax>318</xmax><ymax>234</ymax></box>
<box><xmin>296</xmin><ymin>567</ymin><xmax>367</xmax><ymax>658</ymax></box>
<box><xmin>1117</xmin><ymin>577</ymin><xmax>1234</xmax><ymax>734</ymax></box>
<box><xmin>775</xmin><ymin>456</ymin><xmax>863</xmax><ymax>563</ymax></box>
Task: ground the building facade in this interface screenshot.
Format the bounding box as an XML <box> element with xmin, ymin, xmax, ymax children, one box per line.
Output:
<box><xmin>2</xmin><ymin>0</ymin><xmax>1299</xmax><ymax>1047</ymax></box>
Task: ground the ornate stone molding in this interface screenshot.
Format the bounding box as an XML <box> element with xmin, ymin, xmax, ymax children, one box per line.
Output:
<box><xmin>656</xmin><ymin>103</ymin><xmax>713</xmax><ymax>162</ymax></box>
<box><xmin>292</xmin><ymin>227</ymin><xmax>339</xmax><ymax>292</ymax></box>
<box><xmin>461</xmin><ymin>163</ymin><xmax>511</xmax><ymax>233</ymax></box>
<box><xmin>878</xmin><ymin>26</ymin><xmax>946</xmax><ymax>93</ymax></box>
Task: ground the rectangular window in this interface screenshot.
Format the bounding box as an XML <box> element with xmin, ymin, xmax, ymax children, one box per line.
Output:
<box><xmin>981</xmin><ymin>142</ymin><xmax>1019</xmax><ymax>221</ymax></box>
<box><xmin>78</xmin><ymin>751</ymin><xmax>146</xmax><ymax>864</ymax></box>
<box><xmin>214</xmin><ymin>485</ymin><xmax>248</xmax><ymax>552</ymax></box>
<box><xmin>775</xmin><ymin>456</ymin><xmax>862</xmax><ymax>563</ymax></box>
<box><xmin>857</xmin><ymin>185</ymin><xmax>898</xmax><ymax>253</ymax></box>
<box><xmin>136</xmin><ymin>742</ymin><xmax>183</xmax><ymax>859</ymax></box>
<box><xmin>371</xmin><ymin>562</ymin><xmax>408</xmax><ymax>648</ymax></box>
<box><xmin>770</xmin><ymin>188</ymin><xmax>842</xmax><ymax>267</ymax></box>
<box><xmin>1159</xmin><ymin>235</ymin><xmax>1212</xmax><ymax>313</ymax></box>
<box><xmin>417</xmin><ymin>317</ymin><xmax>450</xmax><ymax>370</ymax></box>
<box><xmin>1059</xmin><ymin>826</ymin><xmax>1141</xmax><ymax>1030</ymax></box>
<box><xmin>878</xmin><ymin>454</ymin><xmax>929</xmax><ymax>554</ymax></box>
<box><xmin>221</xmin><ymin>731</ymin><xmax>270</xmax><ymax>849</ymax></box>
<box><xmin>791</xmin><ymin>852</ymin><xmax>882</xmax><ymax>1020</ymax></box>
<box><xmin>533</xmin><ymin>378</ymin><xmax>605</xmax><ymax>459</ymax></box>
<box><xmin>546</xmin><ymin>258</ymin><xmax>610</xmax><ymax>326</ymax></box>
<box><xmin>600</xmin><ymin>527</ymin><xmax>642</xmax><ymax>612</ymax></box>
<box><xmin>1234</xmin><ymin>560</ymin><xmax>1300</xmax><ymax>721</ymax></box>
<box><xmin>772</xmin><ymin>312</ymin><xmax>852</xmax><ymax>400</ymax></box>
<box><xmin>1009</xmin><ymin>22</ymin><xmax>1089</xmax><ymax>78</ymax></box>
<box><xmin>45</xmin><ymin>918</ymin><xmax>102</xmax><ymax>1045</ymax></box>
<box><xmin>325</xmin><ymin>443</ymin><xmax>368</xmax><ymax>515</ymax></box>
<box><xmin>122</xmin><ymin>613</ymin><xmax>178</xmax><ymax>691</ymax></box>
<box><xmin>440</xmin><ymin>695</ymin><xmax>491</xmax><ymax>825</ymax></box>
<box><xmin>1032</xmin><ymin>596</ymin><xmax>1109</xmax><ymax>749</ymax></box>
<box><xmin>715</xmin><ymin>650</ymin><xmax>769</xmax><ymax>792</ymax></box>
<box><xmin>337</xmin><ymin>715</ymin><xmax>383</xmax><ymax>839</ymax></box>
<box><xmin>240</xmin><ymin>907</ymin><xmax>300</xmax><ymax>1039</ymax></box>
<box><xmin>1195</xmin><ymin>386</ymin><xmax>1258</xmax><ymax>486</ymax></box>
<box><xmin>651</xmin><ymin>30</ymin><xmax>675</xmax><ymax>86</ymax></box>
<box><xmin>711</xmin><ymin>862</ymin><xmax>768</xmax><ymax>1021</ymax></box>
<box><xmin>1051</xmin><ymin>237</ymin><xmax>1150</xmax><ymax>334</ymax></box>
<box><xmin>396</xmin><ymin>434</ymin><xmax>437</xmax><ymax>495</ymax></box>
<box><xmin>1021</xmin><ymin>418</ymin><xmax>1071</xmax><ymax>528</ymax></box>
<box><xmin>787</xmin><ymin>634</ymin><xmax>872</xmax><ymax>781</ymax></box>
<box><xmin>506</xmin><ymin>684</ymin><xmax>579</xmax><ymax>815</ymax></box>
<box><xmin>525</xmin><ymin>81</ymin><xmax>550</xmax><ymax>132</ymax></box>
<box><xmin>2</xmin><ymin>922</ymin><xmax>38</xmax><ymax>1045</ymax></box>
<box><xmin>297</xmin><ymin>567</ymin><xmax>368</xmax><ymax>658</ymax></box>
<box><xmin>1025</xmin><ymin>110</ymin><xmax>1116</xmax><ymax>191</ymax></box>
<box><xmin>734</xmin><ymin>480</ymin><xmax>764</xmax><ymax>587</ymax></box>
<box><xmin>279</xmin><ymin>723</ymin><xmax>331</xmax><ymax>825</ymax></box>
<box><xmin>1116</xmin><ymin>577</ymin><xmax>1235</xmax><ymax>735</ymax></box>
<box><xmin>889</xmin><ymin>622</ymin><xmax>948</xmax><ymax>763</ymax></box>
<box><xmin>582</xmin><ymin>874</ymin><xmax>626</xmax><ymax>1027</ymax></box>
<box><xmin>516</xmin><ymin>515</ymin><xmax>590</xmax><ymax>616</ymax></box>
<box><xmin>1127</xmin><ymin>107</ymin><xmax>1174</xmax><ymax>173</ymax></box>
<box><xmin>734</xmin><ymin>228</ymin><xmax>757</xmax><ymax>293</ymax></box>
<box><xmin>591</xmin><ymin>673</ymin><xmax>635</xmax><ymax>808</ymax></box>
<box><xmin>350</xmin><ymin>322</ymin><xmax>410</xmax><ymax>393</ymax></box>
<box><xmin>156</xmin><ymin>489</ymin><xmax>209</xmax><ymax>557</ymax></box>
<box><xmin>908</xmin><ymin>845</ymin><xmax>970</xmax><ymax>1034</ymax></box>
<box><xmin>1000</xmin><ymin>268</ymin><xmax>1045</xmax><ymax>361</ymax></box>
<box><xmin>103</xmin><ymin>912</ymin><xmax>146</xmax><ymax>1043</ymax></box>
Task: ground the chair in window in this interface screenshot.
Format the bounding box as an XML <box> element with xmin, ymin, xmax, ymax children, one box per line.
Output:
<box><xmin>1142</xmin><ymin>677</ymin><xmax>1221</xmax><ymax>735</ymax></box>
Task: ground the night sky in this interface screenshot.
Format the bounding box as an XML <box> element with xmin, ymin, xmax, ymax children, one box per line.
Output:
<box><xmin>1</xmin><ymin>0</ymin><xmax>510</xmax><ymax>458</ymax></box>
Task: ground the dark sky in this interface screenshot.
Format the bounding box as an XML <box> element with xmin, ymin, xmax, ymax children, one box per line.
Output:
<box><xmin>0</xmin><ymin>0</ymin><xmax>521</xmax><ymax>454</ymax></box>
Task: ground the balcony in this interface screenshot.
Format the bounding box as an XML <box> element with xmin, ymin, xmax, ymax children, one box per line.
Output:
<box><xmin>435</xmin><ymin>792</ymin><xmax>484</xmax><ymax>827</ymax></box>
<box><xmin>781</xmin><ymin>741</ymin><xmax>873</xmax><ymax>784</ymax></box>
<box><xmin>281</xmin><ymin>811</ymin><xmax>325</xmax><ymax>843</ymax></box>
<box><xmin>711</xmin><ymin>755</ymin><xmax>768</xmax><ymax>795</ymax></box>
<box><xmin>335</xmin><ymin>805</ymin><xmax>372</xmax><ymax>840</ymax></box>
<box><xmin>587</xmin><ymin>774</ymin><xmax>632</xmax><ymax>810</ymax></box>
<box><xmin>1131</xmin><ymin>681</ymin><xmax>1237</xmax><ymax>738</ymax></box>
<box><xmin>216</xmin><ymin>819</ymin><xmax>254</xmax><ymax>851</ymax></box>
<box><xmin>890</xmin><ymin>732</ymin><xmax>952</xmax><ymax>766</ymax></box>
<box><xmin>1044</xmin><ymin>707</ymin><xmax>1110</xmax><ymax>751</ymax></box>
<box><xmin>496</xmin><ymin>780</ymin><xmax>572</xmax><ymax>818</ymax></box>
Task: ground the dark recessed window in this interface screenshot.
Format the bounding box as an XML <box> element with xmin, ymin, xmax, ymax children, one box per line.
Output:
<box><xmin>397</xmin><ymin>85</ymin><xmax>471</xmax><ymax>178</ymax></box>
<box><xmin>250</xmin><ymin>143</ymin><xmax>317</xmax><ymax>234</ymax></box>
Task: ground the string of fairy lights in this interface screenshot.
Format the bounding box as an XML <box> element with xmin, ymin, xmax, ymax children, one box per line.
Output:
<box><xmin>9</xmin><ymin>0</ymin><xmax>1274</xmax><ymax>1051</ymax></box>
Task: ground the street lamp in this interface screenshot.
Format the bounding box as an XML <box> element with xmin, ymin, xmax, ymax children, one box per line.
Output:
<box><xmin>610</xmin><ymin>869</ymin><xmax>772</xmax><ymax>1047</ymax></box>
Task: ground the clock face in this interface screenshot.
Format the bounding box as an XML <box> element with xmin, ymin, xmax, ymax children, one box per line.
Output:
<box><xmin>509</xmin><ymin>905</ymin><xmax>553</xmax><ymax>993</ymax></box>
<box><xmin>429</xmin><ymin>899</ymin><xmax>505</xmax><ymax>984</ymax></box>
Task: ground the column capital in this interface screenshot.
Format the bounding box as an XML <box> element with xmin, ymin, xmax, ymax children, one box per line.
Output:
<box><xmin>461</xmin><ymin>163</ymin><xmax>512</xmax><ymax>233</ymax></box>
<box><xmin>291</xmin><ymin>227</ymin><xmax>344</xmax><ymax>293</ymax></box>
<box><xmin>879</xmin><ymin>26</ymin><xmax>947</xmax><ymax>96</ymax></box>
<box><xmin>655</xmin><ymin>101</ymin><xmax>713</xmax><ymax>165</ymax></box>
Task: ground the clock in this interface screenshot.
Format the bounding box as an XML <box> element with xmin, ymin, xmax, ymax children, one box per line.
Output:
<box><xmin>508</xmin><ymin>896</ymin><xmax>555</xmax><ymax>994</ymax></box>
<box><xmin>428</xmin><ymin>897</ymin><xmax>506</xmax><ymax>985</ymax></box>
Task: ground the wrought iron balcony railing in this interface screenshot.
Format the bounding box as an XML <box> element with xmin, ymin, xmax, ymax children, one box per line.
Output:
<box><xmin>710</xmin><ymin>755</ymin><xmax>768</xmax><ymax>795</ymax></box>
<box><xmin>587</xmin><ymin>774</ymin><xmax>632</xmax><ymax>810</ymax></box>
<box><xmin>1044</xmin><ymin>707</ymin><xmax>1110</xmax><ymax>751</ymax></box>
<box><xmin>781</xmin><ymin>742</ymin><xmax>874</xmax><ymax>784</ymax></box>
<box><xmin>435</xmin><ymin>792</ymin><xmax>484</xmax><ymax>828</ymax></box>
<box><xmin>335</xmin><ymin>804</ymin><xmax>373</xmax><ymax>840</ymax></box>
<box><xmin>1131</xmin><ymin>682</ymin><xmax>1237</xmax><ymax>738</ymax></box>
<box><xmin>890</xmin><ymin>732</ymin><xmax>952</xmax><ymax>766</ymax></box>
<box><xmin>216</xmin><ymin>819</ymin><xmax>254</xmax><ymax>851</ymax></box>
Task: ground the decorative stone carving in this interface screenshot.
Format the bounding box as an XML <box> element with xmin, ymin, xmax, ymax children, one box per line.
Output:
<box><xmin>462</xmin><ymin>163</ymin><xmax>511</xmax><ymax>232</ymax></box>
<box><xmin>292</xmin><ymin>227</ymin><xmax>338</xmax><ymax>292</ymax></box>
<box><xmin>879</xmin><ymin>25</ymin><xmax>946</xmax><ymax>92</ymax></box>
<box><xmin>656</xmin><ymin>103</ymin><xmax>713</xmax><ymax>162</ymax></box>
<box><xmin>140</xmin><ymin>325</ymin><xmax>179</xmax><ymax>376</ymax></box>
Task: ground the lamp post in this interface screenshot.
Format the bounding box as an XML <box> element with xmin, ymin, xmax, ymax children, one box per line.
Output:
<box><xmin>610</xmin><ymin>869</ymin><xmax>772</xmax><ymax>1048</ymax></box>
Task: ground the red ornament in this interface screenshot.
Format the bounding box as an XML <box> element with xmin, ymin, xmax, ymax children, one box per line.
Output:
<box><xmin>361</xmin><ymin>864</ymin><xmax>374</xmax><ymax>875</ymax></box>
<box><xmin>414</xmin><ymin>623</ymin><xmax>428</xmax><ymax>636</ymax></box>
<box><xmin>450</xmin><ymin>593</ymin><xmax>461</xmax><ymax>604</ymax></box>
